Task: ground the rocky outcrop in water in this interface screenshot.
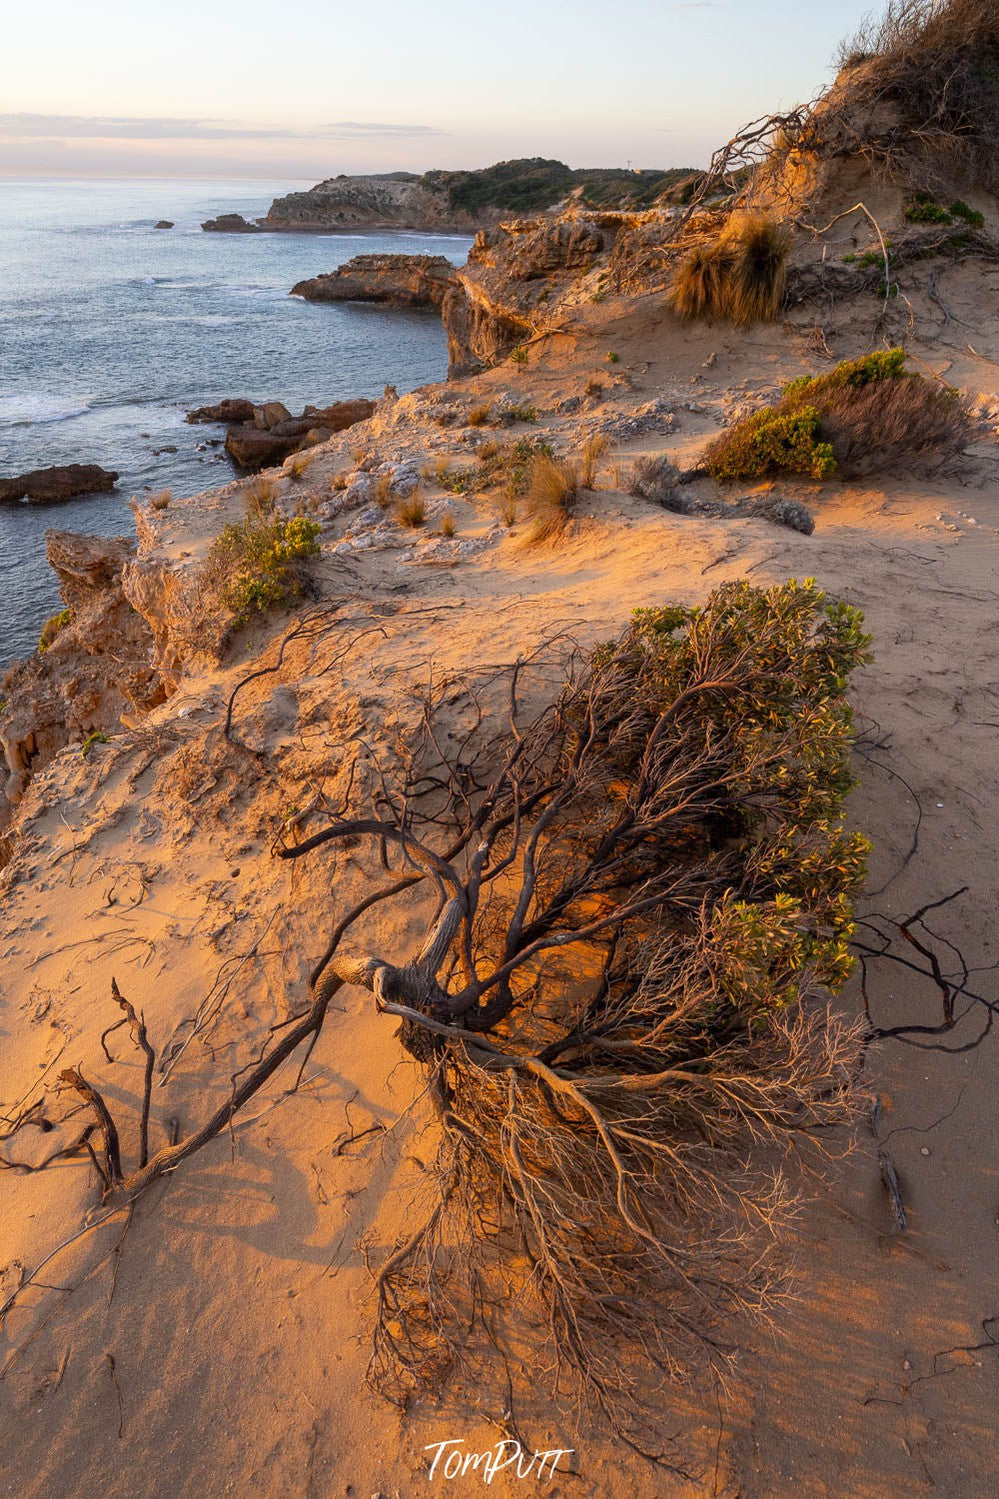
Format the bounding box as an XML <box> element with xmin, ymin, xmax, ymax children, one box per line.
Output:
<box><xmin>0</xmin><ymin>532</ymin><xmax>162</xmax><ymax>816</ymax></box>
<box><xmin>0</xmin><ymin>464</ymin><xmax>119</xmax><ymax>505</ymax></box>
<box><xmin>186</xmin><ymin>398</ymin><xmax>256</xmax><ymax>425</ymax></box>
<box><xmin>223</xmin><ymin>398</ymin><xmax>376</xmax><ymax>469</ymax></box>
<box><xmin>291</xmin><ymin>254</ymin><xmax>457</xmax><ymax>308</ymax></box>
<box><xmin>201</xmin><ymin>213</ymin><xmax>261</xmax><ymax>233</ymax></box>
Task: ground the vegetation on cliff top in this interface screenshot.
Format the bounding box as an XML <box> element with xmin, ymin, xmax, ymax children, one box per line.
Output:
<box><xmin>422</xmin><ymin>158</ymin><xmax>699</xmax><ymax>214</ymax></box>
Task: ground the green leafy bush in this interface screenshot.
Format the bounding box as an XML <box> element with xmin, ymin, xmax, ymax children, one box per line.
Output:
<box><xmin>705</xmin><ymin>349</ymin><xmax>971</xmax><ymax>480</ymax></box>
<box><xmin>207</xmin><ymin>513</ymin><xmax>320</xmax><ymax>626</ymax></box>
<box><xmin>38</xmin><ymin>608</ymin><xmax>71</xmax><ymax>653</ymax></box>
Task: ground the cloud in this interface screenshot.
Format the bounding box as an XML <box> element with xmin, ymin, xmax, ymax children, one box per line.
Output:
<box><xmin>0</xmin><ymin>113</ymin><xmax>444</xmax><ymax>142</ymax></box>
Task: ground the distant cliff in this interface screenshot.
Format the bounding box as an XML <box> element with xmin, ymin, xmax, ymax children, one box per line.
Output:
<box><xmin>204</xmin><ymin>159</ymin><xmax>700</xmax><ymax>234</ymax></box>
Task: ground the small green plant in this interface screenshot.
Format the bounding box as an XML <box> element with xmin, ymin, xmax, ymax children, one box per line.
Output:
<box><xmin>605</xmin><ymin>351</ymin><xmax>620</xmax><ymax>363</ymax></box>
<box><xmin>396</xmin><ymin>492</ymin><xmax>427</xmax><ymax>528</ymax></box>
<box><xmin>434</xmin><ymin>459</ymin><xmax>473</xmax><ymax>494</ymax></box>
<box><xmin>503</xmin><ymin>402</ymin><xmax>537</xmax><ymax>424</ymax></box>
<box><xmin>38</xmin><ymin>608</ymin><xmax>71</xmax><ymax>653</ymax></box>
<box><xmin>149</xmin><ymin>488</ymin><xmax>171</xmax><ymax>511</ymax></box>
<box><xmin>950</xmin><ymin>198</ymin><xmax>984</xmax><ymax>227</ymax></box>
<box><xmin>206</xmin><ymin>513</ymin><xmax>321</xmax><ymax>626</ymax></box>
<box><xmin>510</xmin><ymin>345</ymin><xmax>530</xmax><ymax>366</ymax></box>
<box><xmin>905</xmin><ymin>195</ymin><xmax>951</xmax><ymax>223</ymax></box>
<box><xmin>81</xmin><ymin>731</ymin><xmax>109</xmax><ymax>758</ymax></box>
<box><xmin>842</xmin><ymin>252</ymin><xmax>857</xmax><ymax>264</ymax></box>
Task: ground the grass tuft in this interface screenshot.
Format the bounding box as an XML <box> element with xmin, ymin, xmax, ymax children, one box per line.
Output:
<box><xmin>523</xmin><ymin>454</ymin><xmax>579</xmax><ymax>546</ymax></box>
<box><xmin>396</xmin><ymin>492</ymin><xmax>427</xmax><ymax>528</ymax></box>
<box><xmin>668</xmin><ymin>214</ymin><xmax>790</xmax><ymax>327</ymax></box>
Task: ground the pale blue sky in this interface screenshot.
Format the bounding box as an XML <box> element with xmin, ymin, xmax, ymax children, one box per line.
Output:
<box><xmin>2</xmin><ymin>0</ymin><xmax>875</xmax><ymax>177</ymax></box>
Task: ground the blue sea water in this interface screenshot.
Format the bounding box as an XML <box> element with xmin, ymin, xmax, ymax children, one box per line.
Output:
<box><xmin>0</xmin><ymin>178</ymin><xmax>471</xmax><ymax>667</ymax></box>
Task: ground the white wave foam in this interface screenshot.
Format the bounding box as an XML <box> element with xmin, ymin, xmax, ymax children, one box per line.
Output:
<box><xmin>0</xmin><ymin>394</ymin><xmax>91</xmax><ymax>426</ymax></box>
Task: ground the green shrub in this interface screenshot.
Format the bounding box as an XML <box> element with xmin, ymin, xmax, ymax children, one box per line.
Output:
<box><xmin>950</xmin><ymin>198</ymin><xmax>984</xmax><ymax>227</ymax></box>
<box><xmin>905</xmin><ymin>195</ymin><xmax>952</xmax><ymax>223</ymax></box>
<box><xmin>38</xmin><ymin>608</ymin><xmax>71</xmax><ymax>653</ymax></box>
<box><xmin>705</xmin><ymin>348</ymin><xmax>972</xmax><ymax>481</ymax></box>
<box><xmin>207</xmin><ymin>513</ymin><xmax>320</xmax><ymax>626</ymax></box>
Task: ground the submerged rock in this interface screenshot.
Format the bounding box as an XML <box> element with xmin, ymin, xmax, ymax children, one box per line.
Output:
<box><xmin>0</xmin><ymin>464</ymin><xmax>119</xmax><ymax>505</ymax></box>
<box><xmin>154</xmin><ymin>220</ymin><xmax>174</xmax><ymax>229</ymax></box>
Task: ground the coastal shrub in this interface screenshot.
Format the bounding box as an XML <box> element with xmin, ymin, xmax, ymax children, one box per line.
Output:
<box><xmin>206</xmin><ymin>513</ymin><xmax>320</xmax><ymax>626</ymax></box>
<box><xmin>669</xmin><ymin>213</ymin><xmax>791</xmax><ymax>327</ymax></box>
<box><xmin>704</xmin><ymin>348</ymin><xmax>972</xmax><ymax>480</ymax></box>
<box><xmin>396</xmin><ymin>492</ymin><xmax>427</xmax><ymax>528</ymax></box>
<box><xmin>905</xmin><ymin>194</ymin><xmax>952</xmax><ymax>223</ymax></box>
<box><xmin>38</xmin><ymin>608</ymin><xmax>71</xmax><ymax>653</ymax></box>
<box><xmin>523</xmin><ymin>453</ymin><xmax>579</xmax><ymax>545</ymax></box>
<box><xmin>950</xmin><ymin>198</ymin><xmax>985</xmax><ymax>227</ymax></box>
<box><xmin>509</xmin><ymin>345</ymin><xmax>530</xmax><ymax>366</ymax></box>
<box><xmin>605</xmin><ymin>350</ymin><xmax>620</xmax><ymax>363</ymax></box>
<box><xmin>579</xmin><ymin>431</ymin><xmax>610</xmax><ymax>489</ymax></box>
<box><xmin>631</xmin><ymin>452</ymin><xmax>682</xmax><ymax>505</ymax></box>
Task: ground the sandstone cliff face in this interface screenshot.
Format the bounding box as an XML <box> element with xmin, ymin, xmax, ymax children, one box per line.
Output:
<box><xmin>0</xmin><ymin>532</ymin><xmax>164</xmax><ymax>817</ymax></box>
<box><xmin>291</xmin><ymin>254</ymin><xmax>457</xmax><ymax>308</ymax></box>
<box><xmin>441</xmin><ymin>212</ymin><xmax>636</xmax><ymax>374</ymax></box>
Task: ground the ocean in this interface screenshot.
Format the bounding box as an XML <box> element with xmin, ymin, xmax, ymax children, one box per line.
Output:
<box><xmin>0</xmin><ymin>178</ymin><xmax>471</xmax><ymax>668</ymax></box>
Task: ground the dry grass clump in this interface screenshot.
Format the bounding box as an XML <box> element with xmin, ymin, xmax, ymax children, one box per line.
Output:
<box><xmin>631</xmin><ymin>452</ymin><xmax>682</xmax><ymax>504</ymax></box>
<box><xmin>373</xmin><ymin>474</ymin><xmax>394</xmax><ymax>508</ymax></box>
<box><xmin>439</xmin><ymin>510</ymin><xmax>456</xmax><ymax>538</ymax></box>
<box><xmin>285</xmin><ymin>447</ymin><xmax>315</xmax><ymax>480</ymax></box>
<box><xmin>243</xmin><ymin>473</ymin><xmax>281</xmax><ymax>520</ymax></box>
<box><xmin>704</xmin><ymin>347</ymin><xmax>973</xmax><ymax>481</ymax></box>
<box><xmin>668</xmin><ymin>213</ymin><xmax>791</xmax><ymax>327</ymax></box>
<box><xmin>331</xmin><ymin>470</ymin><xmax>350</xmax><ymax>493</ymax></box>
<box><xmin>396</xmin><ymin>492</ymin><xmax>427</xmax><ymax>528</ymax></box>
<box><xmin>467</xmin><ymin>402</ymin><xmax>492</xmax><ymax>426</ymax></box>
<box><xmin>584</xmin><ymin>376</ymin><xmax>605</xmax><ymax>400</ymax></box>
<box><xmin>523</xmin><ymin>453</ymin><xmax>579</xmax><ymax>545</ymax></box>
<box><xmin>579</xmin><ymin>432</ymin><xmax>610</xmax><ymax>489</ymax></box>
<box><xmin>149</xmin><ymin>488</ymin><xmax>171</xmax><ymax>511</ymax></box>
<box><xmin>498</xmin><ymin>486</ymin><xmax>518</xmax><ymax>527</ymax></box>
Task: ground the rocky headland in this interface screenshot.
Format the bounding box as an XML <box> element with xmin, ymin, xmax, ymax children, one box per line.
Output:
<box><xmin>202</xmin><ymin>158</ymin><xmax>698</xmax><ymax>234</ymax></box>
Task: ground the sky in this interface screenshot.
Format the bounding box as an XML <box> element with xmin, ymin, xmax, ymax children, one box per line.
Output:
<box><xmin>1</xmin><ymin>0</ymin><xmax>879</xmax><ymax>179</ymax></box>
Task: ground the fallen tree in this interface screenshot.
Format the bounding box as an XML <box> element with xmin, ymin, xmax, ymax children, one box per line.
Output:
<box><xmin>10</xmin><ymin>579</ymin><xmax>873</xmax><ymax>1458</ymax></box>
